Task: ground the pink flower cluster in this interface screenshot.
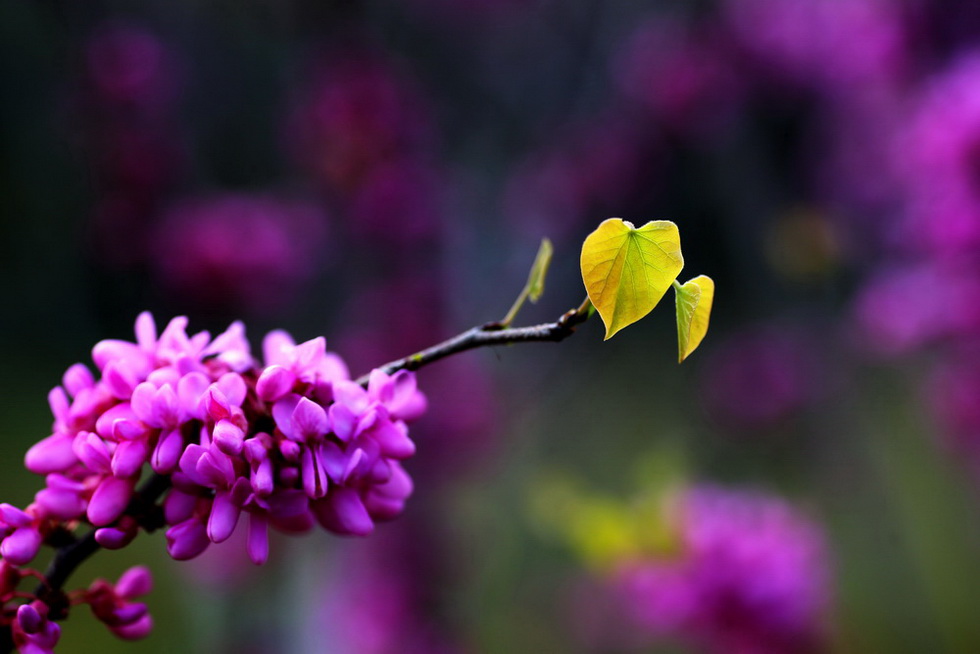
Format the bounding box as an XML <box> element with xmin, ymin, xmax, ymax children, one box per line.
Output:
<box><xmin>700</xmin><ymin>327</ymin><xmax>821</xmax><ymax>432</ymax></box>
<box><xmin>1</xmin><ymin>563</ymin><xmax>151</xmax><ymax>653</ymax></box>
<box><xmin>721</xmin><ymin>0</ymin><xmax>908</xmax><ymax>95</ymax></box>
<box><xmin>847</xmin><ymin>50</ymin><xmax>980</xmax><ymax>473</ymax></box>
<box><xmin>613</xmin><ymin>486</ymin><xmax>831</xmax><ymax>654</ymax></box>
<box><xmin>9</xmin><ymin>600</ymin><xmax>61</xmax><ymax>654</ymax></box>
<box><xmin>287</xmin><ymin>54</ymin><xmax>431</xmax><ymax>195</ymax></box>
<box><xmin>0</xmin><ymin>313</ymin><xmax>425</xmax><ymax>648</ymax></box>
<box><xmin>150</xmin><ymin>193</ymin><xmax>328</xmax><ymax>313</ymax></box>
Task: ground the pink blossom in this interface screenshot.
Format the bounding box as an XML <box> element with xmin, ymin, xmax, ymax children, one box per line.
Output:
<box><xmin>2</xmin><ymin>308</ymin><xmax>429</xmax><ymax>627</ymax></box>
<box><xmin>286</xmin><ymin>54</ymin><xmax>432</xmax><ymax>192</ymax></box>
<box><xmin>613</xmin><ymin>486</ymin><xmax>831</xmax><ymax>653</ymax></box>
<box><xmin>84</xmin><ymin>22</ymin><xmax>180</xmax><ymax>111</ymax></box>
<box><xmin>150</xmin><ymin>193</ymin><xmax>328</xmax><ymax>313</ymax></box>
<box><xmin>721</xmin><ymin>0</ymin><xmax>909</xmax><ymax>96</ymax></box>
<box><xmin>85</xmin><ymin>566</ymin><xmax>154</xmax><ymax>641</ymax></box>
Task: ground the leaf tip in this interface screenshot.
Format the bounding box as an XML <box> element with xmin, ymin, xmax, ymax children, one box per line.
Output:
<box><xmin>528</xmin><ymin>237</ymin><xmax>554</xmax><ymax>303</ymax></box>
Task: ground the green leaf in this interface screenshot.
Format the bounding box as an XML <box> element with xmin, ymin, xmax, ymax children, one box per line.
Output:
<box><xmin>500</xmin><ymin>238</ymin><xmax>555</xmax><ymax>327</ymax></box>
<box><xmin>580</xmin><ymin>218</ymin><xmax>684</xmax><ymax>339</ymax></box>
<box><xmin>568</xmin><ymin>498</ymin><xmax>639</xmax><ymax>570</ymax></box>
<box><xmin>674</xmin><ymin>275</ymin><xmax>714</xmax><ymax>362</ymax></box>
<box><xmin>527</xmin><ymin>238</ymin><xmax>553</xmax><ymax>303</ymax></box>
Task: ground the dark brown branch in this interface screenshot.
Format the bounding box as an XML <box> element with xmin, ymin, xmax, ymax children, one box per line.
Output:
<box><xmin>355</xmin><ymin>303</ymin><xmax>591</xmax><ymax>386</ymax></box>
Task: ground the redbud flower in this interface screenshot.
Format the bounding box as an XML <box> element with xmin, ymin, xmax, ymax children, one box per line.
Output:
<box><xmin>150</xmin><ymin>194</ymin><xmax>327</xmax><ymax>314</ymax></box>
<box><xmin>892</xmin><ymin>51</ymin><xmax>980</xmax><ymax>255</ymax></box>
<box><xmin>85</xmin><ymin>566</ymin><xmax>154</xmax><ymax>641</ymax></box>
<box><xmin>12</xmin><ymin>602</ymin><xmax>61</xmax><ymax>654</ymax></box>
<box><xmin>613</xmin><ymin>486</ymin><xmax>831</xmax><ymax>654</ymax></box>
<box><xmin>0</xmin><ymin>505</ymin><xmax>42</xmax><ymax>567</ymax></box>
<box><xmin>0</xmin><ymin>311</ymin><xmax>428</xmax><ymax>649</ymax></box>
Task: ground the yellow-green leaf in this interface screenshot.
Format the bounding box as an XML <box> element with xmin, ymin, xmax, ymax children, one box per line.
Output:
<box><xmin>580</xmin><ymin>218</ymin><xmax>684</xmax><ymax>339</ymax></box>
<box><xmin>527</xmin><ymin>238</ymin><xmax>553</xmax><ymax>302</ymax></box>
<box><xmin>674</xmin><ymin>274</ymin><xmax>714</xmax><ymax>362</ymax></box>
<box><xmin>567</xmin><ymin>499</ymin><xmax>639</xmax><ymax>570</ymax></box>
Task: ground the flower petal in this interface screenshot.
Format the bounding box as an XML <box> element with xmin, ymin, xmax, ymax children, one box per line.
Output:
<box><xmin>87</xmin><ymin>477</ymin><xmax>134</xmax><ymax>526</ymax></box>
<box><xmin>314</xmin><ymin>488</ymin><xmax>373</xmax><ymax>536</ymax></box>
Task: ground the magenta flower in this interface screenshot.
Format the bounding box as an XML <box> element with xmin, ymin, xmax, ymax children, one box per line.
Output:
<box><xmin>700</xmin><ymin>327</ymin><xmax>820</xmax><ymax>432</ymax></box>
<box><xmin>11</xmin><ymin>602</ymin><xmax>61</xmax><ymax>654</ymax></box>
<box><xmin>286</xmin><ymin>54</ymin><xmax>431</xmax><ymax>192</ymax></box>
<box><xmin>853</xmin><ymin>262</ymin><xmax>980</xmax><ymax>357</ymax></box>
<box><xmin>84</xmin><ymin>22</ymin><xmax>180</xmax><ymax>112</ymax></box>
<box><xmin>613</xmin><ymin>486</ymin><xmax>831</xmax><ymax>654</ymax></box>
<box><xmin>891</xmin><ymin>51</ymin><xmax>980</xmax><ymax>256</ymax></box>
<box><xmin>150</xmin><ymin>193</ymin><xmax>328</xmax><ymax>314</ymax></box>
<box><xmin>84</xmin><ymin>566</ymin><xmax>154</xmax><ymax>641</ymax></box>
<box><xmin>721</xmin><ymin>0</ymin><xmax>908</xmax><ymax>96</ymax></box>
<box><xmin>612</xmin><ymin>17</ymin><xmax>743</xmax><ymax>136</ymax></box>
<box><xmin>927</xmin><ymin>354</ymin><xmax>980</xmax><ymax>477</ymax></box>
<box><xmin>0</xmin><ymin>311</ymin><xmax>428</xmax><ymax>648</ymax></box>
<box><xmin>0</xmin><ymin>506</ymin><xmax>42</xmax><ymax>567</ymax></box>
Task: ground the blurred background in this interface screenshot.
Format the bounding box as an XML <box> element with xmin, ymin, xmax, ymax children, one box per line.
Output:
<box><xmin>2</xmin><ymin>0</ymin><xmax>980</xmax><ymax>652</ymax></box>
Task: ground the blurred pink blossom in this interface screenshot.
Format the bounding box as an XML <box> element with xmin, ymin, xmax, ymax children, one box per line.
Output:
<box><xmin>613</xmin><ymin>17</ymin><xmax>743</xmax><ymax>135</ymax></box>
<box><xmin>151</xmin><ymin>193</ymin><xmax>328</xmax><ymax>313</ymax></box>
<box><xmin>613</xmin><ymin>486</ymin><xmax>832</xmax><ymax>654</ymax></box>
<box><xmin>701</xmin><ymin>327</ymin><xmax>820</xmax><ymax>431</ymax></box>
<box><xmin>892</xmin><ymin>51</ymin><xmax>980</xmax><ymax>255</ymax></box>
<box><xmin>503</xmin><ymin>118</ymin><xmax>650</xmax><ymax>242</ymax></box>
<box><xmin>853</xmin><ymin>262</ymin><xmax>980</xmax><ymax>357</ymax></box>
<box><xmin>347</xmin><ymin>160</ymin><xmax>443</xmax><ymax>246</ymax></box>
<box><xmin>721</xmin><ymin>0</ymin><xmax>908</xmax><ymax>97</ymax></box>
<box><xmin>312</xmin><ymin>536</ymin><xmax>462</xmax><ymax>654</ymax></box>
<box><xmin>85</xmin><ymin>22</ymin><xmax>180</xmax><ymax>112</ymax></box>
<box><xmin>286</xmin><ymin>54</ymin><xmax>432</xmax><ymax>193</ymax></box>
<box><xmin>927</xmin><ymin>353</ymin><xmax>980</xmax><ymax>476</ymax></box>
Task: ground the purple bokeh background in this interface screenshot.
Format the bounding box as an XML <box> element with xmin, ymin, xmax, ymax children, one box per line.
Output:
<box><xmin>4</xmin><ymin>0</ymin><xmax>980</xmax><ymax>651</ymax></box>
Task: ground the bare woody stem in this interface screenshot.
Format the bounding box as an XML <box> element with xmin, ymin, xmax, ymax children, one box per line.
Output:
<box><xmin>355</xmin><ymin>298</ymin><xmax>593</xmax><ymax>386</ymax></box>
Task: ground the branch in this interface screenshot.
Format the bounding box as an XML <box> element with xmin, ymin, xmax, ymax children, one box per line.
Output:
<box><xmin>356</xmin><ymin>300</ymin><xmax>592</xmax><ymax>386</ymax></box>
<box><xmin>0</xmin><ymin>474</ymin><xmax>171</xmax><ymax>654</ymax></box>
<box><xmin>0</xmin><ymin>293</ymin><xmax>593</xmax><ymax>650</ymax></box>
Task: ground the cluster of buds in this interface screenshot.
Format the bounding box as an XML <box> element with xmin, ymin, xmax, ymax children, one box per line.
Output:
<box><xmin>0</xmin><ymin>313</ymin><xmax>426</xmax><ymax>650</ymax></box>
<box><xmin>2</xmin><ymin>563</ymin><xmax>152</xmax><ymax>653</ymax></box>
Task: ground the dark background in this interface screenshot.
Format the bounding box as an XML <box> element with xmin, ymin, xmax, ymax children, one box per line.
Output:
<box><xmin>2</xmin><ymin>1</ymin><xmax>980</xmax><ymax>652</ymax></box>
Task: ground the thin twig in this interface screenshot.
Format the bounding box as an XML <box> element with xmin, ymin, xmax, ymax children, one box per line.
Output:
<box><xmin>355</xmin><ymin>301</ymin><xmax>592</xmax><ymax>386</ymax></box>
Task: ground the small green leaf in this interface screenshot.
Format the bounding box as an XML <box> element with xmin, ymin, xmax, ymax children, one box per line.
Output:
<box><xmin>500</xmin><ymin>238</ymin><xmax>555</xmax><ymax>327</ymax></box>
<box><xmin>674</xmin><ymin>274</ymin><xmax>714</xmax><ymax>362</ymax></box>
<box><xmin>580</xmin><ymin>218</ymin><xmax>684</xmax><ymax>339</ymax></box>
<box><xmin>527</xmin><ymin>238</ymin><xmax>553</xmax><ymax>303</ymax></box>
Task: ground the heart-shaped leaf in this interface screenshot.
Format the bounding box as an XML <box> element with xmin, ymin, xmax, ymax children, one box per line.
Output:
<box><xmin>674</xmin><ymin>274</ymin><xmax>714</xmax><ymax>362</ymax></box>
<box><xmin>580</xmin><ymin>218</ymin><xmax>684</xmax><ymax>339</ymax></box>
